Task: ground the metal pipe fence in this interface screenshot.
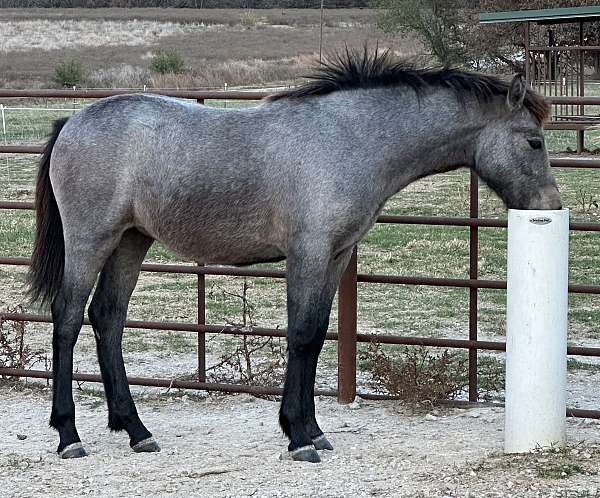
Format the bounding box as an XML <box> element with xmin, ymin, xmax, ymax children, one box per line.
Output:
<box><xmin>1</xmin><ymin>89</ymin><xmax>599</xmax><ymax>417</ymax></box>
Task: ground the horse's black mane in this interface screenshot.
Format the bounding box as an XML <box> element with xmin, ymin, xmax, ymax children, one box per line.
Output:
<box><xmin>267</xmin><ymin>48</ymin><xmax>550</xmax><ymax>124</ymax></box>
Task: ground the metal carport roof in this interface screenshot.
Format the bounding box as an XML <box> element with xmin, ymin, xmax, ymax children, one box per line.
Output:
<box><xmin>480</xmin><ymin>6</ymin><xmax>600</xmax><ymax>24</ymax></box>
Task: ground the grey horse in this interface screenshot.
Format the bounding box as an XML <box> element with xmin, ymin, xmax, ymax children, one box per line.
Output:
<box><xmin>28</xmin><ymin>49</ymin><xmax>561</xmax><ymax>463</ymax></box>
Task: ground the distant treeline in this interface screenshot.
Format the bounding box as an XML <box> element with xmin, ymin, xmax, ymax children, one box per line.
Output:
<box><xmin>0</xmin><ymin>0</ymin><xmax>370</xmax><ymax>7</ymax></box>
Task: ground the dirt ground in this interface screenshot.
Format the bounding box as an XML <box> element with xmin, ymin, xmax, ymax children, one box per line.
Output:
<box><xmin>1</xmin><ymin>382</ymin><xmax>600</xmax><ymax>498</ymax></box>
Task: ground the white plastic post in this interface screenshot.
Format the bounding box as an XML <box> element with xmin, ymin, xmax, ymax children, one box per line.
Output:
<box><xmin>504</xmin><ymin>208</ymin><xmax>569</xmax><ymax>453</ymax></box>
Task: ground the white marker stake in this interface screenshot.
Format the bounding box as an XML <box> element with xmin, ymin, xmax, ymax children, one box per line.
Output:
<box><xmin>505</xmin><ymin>209</ymin><xmax>569</xmax><ymax>453</ymax></box>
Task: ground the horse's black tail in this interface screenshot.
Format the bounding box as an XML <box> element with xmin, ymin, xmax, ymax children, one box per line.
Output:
<box><xmin>27</xmin><ymin>117</ymin><xmax>69</xmax><ymax>307</ymax></box>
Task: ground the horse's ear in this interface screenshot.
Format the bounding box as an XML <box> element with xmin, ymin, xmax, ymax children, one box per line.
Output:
<box><xmin>507</xmin><ymin>74</ymin><xmax>526</xmax><ymax>111</ymax></box>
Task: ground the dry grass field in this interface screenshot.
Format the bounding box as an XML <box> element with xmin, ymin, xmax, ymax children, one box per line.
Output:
<box><xmin>0</xmin><ymin>7</ymin><xmax>378</xmax><ymax>25</ymax></box>
<box><xmin>0</xmin><ymin>8</ymin><xmax>418</xmax><ymax>89</ymax></box>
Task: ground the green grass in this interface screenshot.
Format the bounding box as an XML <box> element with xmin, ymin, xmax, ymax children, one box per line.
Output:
<box><xmin>1</xmin><ymin>92</ymin><xmax>600</xmax><ymax>392</ymax></box>
<box><xmin>537</xmin><ymin>462</ymin><xmax>590</xmax><ymax>479</ymax></box>
<box><xmin>124</xmin><ymin>329</ymin><xmax>196</xmax><ymax>355</ymax></box>
<box><xmin>568</xmin><ymin>358</ymin><xmax>600</xmax><ymax>373</ymax></box>
<box><xmin>0</xmin><ymin>209</ymin><xmax>35</xmax><ymax>257</ymax></box>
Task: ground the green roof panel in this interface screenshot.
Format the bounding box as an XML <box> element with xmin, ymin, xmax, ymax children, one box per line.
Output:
<box><xmin>480</xmin><ymin>6</ymin><xmax>600</xmax><ymax>24</ymax></box>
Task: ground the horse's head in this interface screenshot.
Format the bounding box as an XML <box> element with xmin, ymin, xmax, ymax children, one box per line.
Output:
<box><xmin>473</xmin><ymin>75</ymin><xmax>561</xmax><ymax>210</ymax></box>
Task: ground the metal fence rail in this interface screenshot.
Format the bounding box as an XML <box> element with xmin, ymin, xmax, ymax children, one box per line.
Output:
<box><xmin>1</xmin><ymin>88</ymin><xmax>599</xmax><ymax>417</ymax></box>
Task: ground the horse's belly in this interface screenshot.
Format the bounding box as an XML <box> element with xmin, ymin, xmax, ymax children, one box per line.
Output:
<box><xmin>137</xmin><ymin>208</ymin><xmax>286</xmax><ymax>265</ymax></box>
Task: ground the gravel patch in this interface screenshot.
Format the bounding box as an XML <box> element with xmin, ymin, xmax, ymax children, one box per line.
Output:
<box><xmin>2</xmin><ymin>383</ymin><xmax>600</xmax><ymax>497</ymax></box>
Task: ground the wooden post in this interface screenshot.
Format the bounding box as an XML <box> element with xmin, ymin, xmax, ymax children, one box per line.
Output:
<box><xmin>337</xmin><ymin>247</ymin><xmax>357</xmax><ymax>404</ymax></box>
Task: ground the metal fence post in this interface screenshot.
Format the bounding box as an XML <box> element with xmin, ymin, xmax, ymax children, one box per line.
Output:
<box><xmin>337</xmin><ymin>246</ymin><xmax>358</xmax><ymax>403</ymax></box>
<box><xmin>577</xmin><ymin>21</ymin><xmax>585</xmax><ymax>154</ymax></box>
<box><xmin>468</xmin><ymin>171</ymin><xmax>479</xmax><ymax>401</ymax></box>
<box><xmin>197</xmin><ymin>263</ymin><xmax>206</xmax><ymax>383</ymax></box>
<box><xmin>194</xmin><ymin>100</ymin><xmax>206</xmax><ymax>383</ymax></box>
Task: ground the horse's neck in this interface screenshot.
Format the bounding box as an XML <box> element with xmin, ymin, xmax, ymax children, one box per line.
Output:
<box><xmin>339</xmin><ymin>88</ymin><xmax>486</xmax><ymax>198</ymax></box>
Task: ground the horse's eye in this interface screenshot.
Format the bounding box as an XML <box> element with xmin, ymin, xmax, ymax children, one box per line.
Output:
<box><xmin>527</xmin><ymin>138</ymin><xmax>543</xmax><ymax>150</ymax></box>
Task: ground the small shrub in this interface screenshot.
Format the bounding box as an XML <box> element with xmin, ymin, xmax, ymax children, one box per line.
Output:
<box><xmin>361</xmin><ymin>343</ymin><xmax>468</xmax><ymax>403</ymax></box>
<box><xmin>239</xmin><ymin>10</ymin><xmax>260</xmax><ymax>29</ymax></box>
<box><xmin>205</xmin><ymin>278</ymin><xmax>286</xmax><ymax>399</ymax></box>
<box><xmin>0</xmin><ymin>306</ymin><xmax>47</xmax><ymax>374</ymax></box>
<box><xmin>52</xmin><ymin>59</ymin><xmax>85</xmax><ymax>88</ymax></box>
<box><xmin>207</xmin><ymin>334</ymin><xmax>287</xmax><ymax>395</ymax></box>
<box><xmin>149</xmin><ymin>49</ymin><xmax>187</xmax><ymax>75</ymax></box>
<box><xmin>360</xmin><ymin>343</ymin><xmax>504</xmax><ymax>403</ymax></box>
<box><xmin>575</xmin><ymin>187</ymin><xmax>599</xmax><ymax>214</ymax></box>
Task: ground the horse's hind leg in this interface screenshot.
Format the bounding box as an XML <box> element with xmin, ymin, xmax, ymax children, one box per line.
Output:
<box><xmin>87</xmin><ymin>229</ymin><xmax>158</xmax><ymax>453</ymax></box>
<box><xmin>51</xmin><ymin>239</ymin><xmax>116</xmax><ymax>459</ymax></box>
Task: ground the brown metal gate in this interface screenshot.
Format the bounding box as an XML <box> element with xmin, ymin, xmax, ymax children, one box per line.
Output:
<box><xmin>1</xmin><ymin>89</ymin><xmax>600</xmax><ymax>418</ymax></box>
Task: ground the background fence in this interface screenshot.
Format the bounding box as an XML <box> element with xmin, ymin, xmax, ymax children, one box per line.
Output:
<box><xmin>1</xmin><ymin>88</ymin><xmax>600</xmax><ymax>418</ymax></box>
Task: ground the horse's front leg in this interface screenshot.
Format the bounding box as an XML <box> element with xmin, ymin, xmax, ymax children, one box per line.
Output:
<box><xmin>306</xmin><ymin>246</ymin><xmax>354</xmax><ymax>452</ymax></box>
<box><xmin>279</xmin><ymin>241</ymin><xmax>354</xmax><ymax>463</ymax></box>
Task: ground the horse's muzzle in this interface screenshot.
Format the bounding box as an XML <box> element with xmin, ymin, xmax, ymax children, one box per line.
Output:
<box><xmin>528</xmin><ymin>185</ymin><xmax>562</xmax><ymax>210</ymax></box>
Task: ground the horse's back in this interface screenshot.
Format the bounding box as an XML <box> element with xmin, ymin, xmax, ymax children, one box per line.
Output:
<box><xmin>49</xmin><ymin>94</ymin><xmax>291</xmax><ymax>263</ymax></box>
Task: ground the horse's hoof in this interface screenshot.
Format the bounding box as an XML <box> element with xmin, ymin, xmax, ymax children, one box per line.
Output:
<box><xmin>312</xmin><ymin>434</ymin><xmax>333</xmax><ymax>451</ymax></box>
<box><xmin>291</xmin><ymin>445</ymin><xmax>321</xmax><ymax>463</ymax></box>
<box><xmin>131</xmin><ymin>437</ymin><xmax>161</xmax><ymax>453</ymax></box>
<box><xmin>59</xmin><ymin>442</ymin><xmax>88</xmax><ymax>459</ymax></box>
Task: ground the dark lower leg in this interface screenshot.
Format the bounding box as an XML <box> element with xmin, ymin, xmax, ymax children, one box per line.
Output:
<box><xmin>95</xmin><ymin>341</ymin><xmax>153</xmax><ymax>447</ymax></box>
<box><xmin>95</xmin><ymin>332</ymin><xmax>153</xmax><ymax>447</ymax></box>
<box><xmin>50</xmin><ymin>290</ymin><xmax>87</xmax><ymax>456</ymax></box>
<box><xmin>303</xmin><ymin>337</ymin><xmax>334</xmax><ymax>450</ymax></box>
<box><xmin>280</xmin><ymin>328</ymin><xmax>329</xmax><ymax>457</ymax></box>
<box><xmin>305</xmin><ymin>312</ymin><xmax>334</xmax><ymax>447</ymax></box>
<box><xmin>305</xmin><ymin>345</ymin><xmax>326</xmax><ymax>440</ymax></box>
<box><xmin>89</xmin><ymin>229</ymin><xmax>155</xmax><ymax>450</ymax></box>
<box><xmin>279</xmin><ymin>351</ymin><xmax>320</xmax><ymax>462</ymax></box>
<box><xmin>50</xmin><ymin>343</ymin><xmax>81</xmax><ymax>454</ymax></box>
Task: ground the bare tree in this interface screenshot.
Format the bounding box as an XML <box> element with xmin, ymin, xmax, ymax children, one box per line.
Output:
<box><xmin>375</xmin><ymin>0</ymin><xmax>600</xmax><ymax>72</ymax></box>
<box><xmin>375</xmin><ymin>0</ymin><xmax>467</xmax><ymax>65</ymax></box>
